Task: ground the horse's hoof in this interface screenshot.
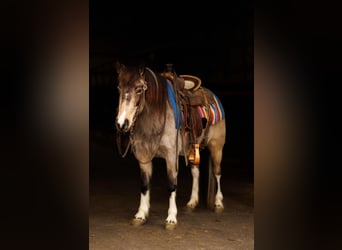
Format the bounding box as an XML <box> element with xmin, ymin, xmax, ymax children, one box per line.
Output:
<box><xmin>185</xmin><ymin>205</ymin><xmax>196</xmax><ymax>213</ymax></box>
<box><xmin>165</xmin><ymin>222</ymin><xmax>177</xmax><ymax>230</ymax></box>
<box><xmin>131</xmin><ymin>217</ymin><xmax>147</xmax><ymax>226</ymax></box>
<box><xmin>214</xmin><ymin>205</ymin><xmax>224</xmax><ymax>214</ymax></box>
<box><xmin>186</xmin><ymin>200</ymin><xmax>198</xmax><ymax>211</ymax></box>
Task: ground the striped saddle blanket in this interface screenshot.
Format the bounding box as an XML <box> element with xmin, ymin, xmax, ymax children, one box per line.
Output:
<box><xmin>197</xmin><ymin>90</ymin><xmax>225</xmax><ymax>125</ymax></box>
<box><xmin>167</xmin><ymin>81</ymin><xmax>225</xmax><ymax>129</ymax></box>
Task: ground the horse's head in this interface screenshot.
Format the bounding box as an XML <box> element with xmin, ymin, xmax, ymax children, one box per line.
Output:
<box><xmin>115</xmin><ymin>62</ymin><xmax>148</xmax><ymax>133</ymax></box>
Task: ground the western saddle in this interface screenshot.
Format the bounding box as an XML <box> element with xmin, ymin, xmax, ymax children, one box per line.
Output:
<box><xmin>160</xmin><ymin>64</ymin><xmax>215</xmax><ymax>166</ymax></box>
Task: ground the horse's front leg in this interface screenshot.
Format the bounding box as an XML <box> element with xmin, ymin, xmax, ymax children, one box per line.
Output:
<box><xmin>165</xmin><ymin>156</ymin><xmax>178</xmax><ymax>230</ymax></box>
<box><xmin>131</xmin><ymin>161</ymin><xmax>152</xmax><ymax>226</ymax></box>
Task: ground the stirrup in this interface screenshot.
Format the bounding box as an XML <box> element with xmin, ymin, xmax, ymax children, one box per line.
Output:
<box><xmin>188</xmin><ymin>143</ymin><xmax>200</xmax><ymax>165</ymax></box>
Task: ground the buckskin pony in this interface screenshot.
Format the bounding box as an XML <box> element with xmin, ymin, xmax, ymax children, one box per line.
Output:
<box><xmin>115</xmin><ymin>63</ymin><xmax>226</xmax><ymax>230</ymax></box>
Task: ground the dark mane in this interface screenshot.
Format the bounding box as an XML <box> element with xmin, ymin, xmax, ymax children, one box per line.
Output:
<box><xmin>144</xmin><ymin>68</ymin><xmax>168</xmax><ymax>115</ymax></box>
<box><xmin>133</xmin><ymin>67</ymin><xmax>168</xmax><ymax>137</ymax></box>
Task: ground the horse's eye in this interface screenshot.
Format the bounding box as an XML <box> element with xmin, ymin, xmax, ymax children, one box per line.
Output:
<box><xmin>136</xmin><ymin>87</ymin><xmax>144</xmax><ymax>95</ymax></box>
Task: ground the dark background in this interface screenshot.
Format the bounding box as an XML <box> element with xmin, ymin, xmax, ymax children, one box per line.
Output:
<box><xmin>90</xmin><ymin>3</ymin><xmax>254</xmax><ymax>180</ymax></box>
<box><xmin>2</xmin><ymin>1</ymin><xmax>342</xmax><ymax>249</ymax></box>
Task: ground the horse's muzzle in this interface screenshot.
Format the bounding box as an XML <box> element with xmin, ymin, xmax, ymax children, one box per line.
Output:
<box><xmin>116</xmin><ymin>118</ymin><xmax>130</xmax><ymax>132</ymax></box>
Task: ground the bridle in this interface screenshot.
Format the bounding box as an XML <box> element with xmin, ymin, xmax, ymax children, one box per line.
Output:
<box><xmin>117</xmin><ymin>67</ymin><xmax>166</xmax><ymax>160</ymax></box>
<box><xmin>129</xmin><ymin>79</ymin><xmax>148</xmax><ymax>135</ymax></box>
<box><xmin>128</xmin><ymin>67</ymin><xmax>159</xmax><ymax>135</ymax></box>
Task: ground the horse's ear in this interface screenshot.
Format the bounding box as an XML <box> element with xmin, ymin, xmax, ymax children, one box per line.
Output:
<box><xmin>115</xmin><ymin>61</ymin><xmax>126</xmax><ymax>74</ymax></box>
<box><xmin>138</xmin><ymin>63</ymin><xmax>145</xmax><ymax>77</ymax></box>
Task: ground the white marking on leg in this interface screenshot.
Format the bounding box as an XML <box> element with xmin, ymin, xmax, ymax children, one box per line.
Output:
<box><xmin>134</xmin><ymin>190</ymin><xmax>150</xmax><ymax>220</ymax></box>
<box><xmin>215</xmin><ymin>175</ymin><xmax>224</xmax><ymax>208</ymax></box>
<box><xmin>166</xmin><ymin>191</ymin><xmax>177</xmax><ymax>224</ymax></box>
<box><xmin>187</xmin><ymin>165</ymin><xmax>199</xmax><ymax>208</ymax></box>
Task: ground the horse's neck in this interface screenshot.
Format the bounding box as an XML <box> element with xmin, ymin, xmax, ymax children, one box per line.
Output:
<box><xmin>134</xmin><ymin>102</ymin><xmax>166</xmax><ymax>137</ymax></box>
<box><xmin>134</xmin><ymin>69</ymin><xmax>167</xmax><ymax>137</ymax></box>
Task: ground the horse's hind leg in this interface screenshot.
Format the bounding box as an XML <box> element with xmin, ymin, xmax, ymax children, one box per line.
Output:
<box><xmin>131</xmin><ymin>161</ymin><xmax>152</xmax><ymax>226</ymax></box>
<box><xmin>208</xmin><ymin>143</ymin><xmax>224</xmax><ymax>213</ymax></box>
<box><xmin>186</xmin><ymin>164</ymin><xmax>200</xmax><ymax>209</ymax></box>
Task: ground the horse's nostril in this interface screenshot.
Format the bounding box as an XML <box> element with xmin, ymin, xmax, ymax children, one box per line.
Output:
<box><xmin>115</xmin><ymin>118</ymin><xmax>120</xmax><ymax>130</ymax></box>
<box><xmin>116</xmin><ymin>119</ymin><xmax>129</xmax><ymax>132</ymax></box>
<box><xmin>123</xmin><ymin>119</ymin><xmax>129</xmax><ymax>130</ymax></box>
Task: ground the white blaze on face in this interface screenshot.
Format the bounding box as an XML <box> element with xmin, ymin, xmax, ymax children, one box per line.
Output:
<box><xmin>117</xmin><ymin>91</ymin><xmax>138</xmax><ymax>130</ymax></box>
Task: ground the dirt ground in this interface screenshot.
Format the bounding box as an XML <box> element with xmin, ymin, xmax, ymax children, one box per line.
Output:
<box><xmin>89</xmin><ymin>141</ymin><xmax>254</xmax><ymax>250</ymax></box>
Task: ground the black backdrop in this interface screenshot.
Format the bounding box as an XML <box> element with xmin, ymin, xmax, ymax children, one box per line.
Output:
<box><xmin>90</xmin><ymin>3</ymin><xmax>254</xmax><ymax>178</ymax></box>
